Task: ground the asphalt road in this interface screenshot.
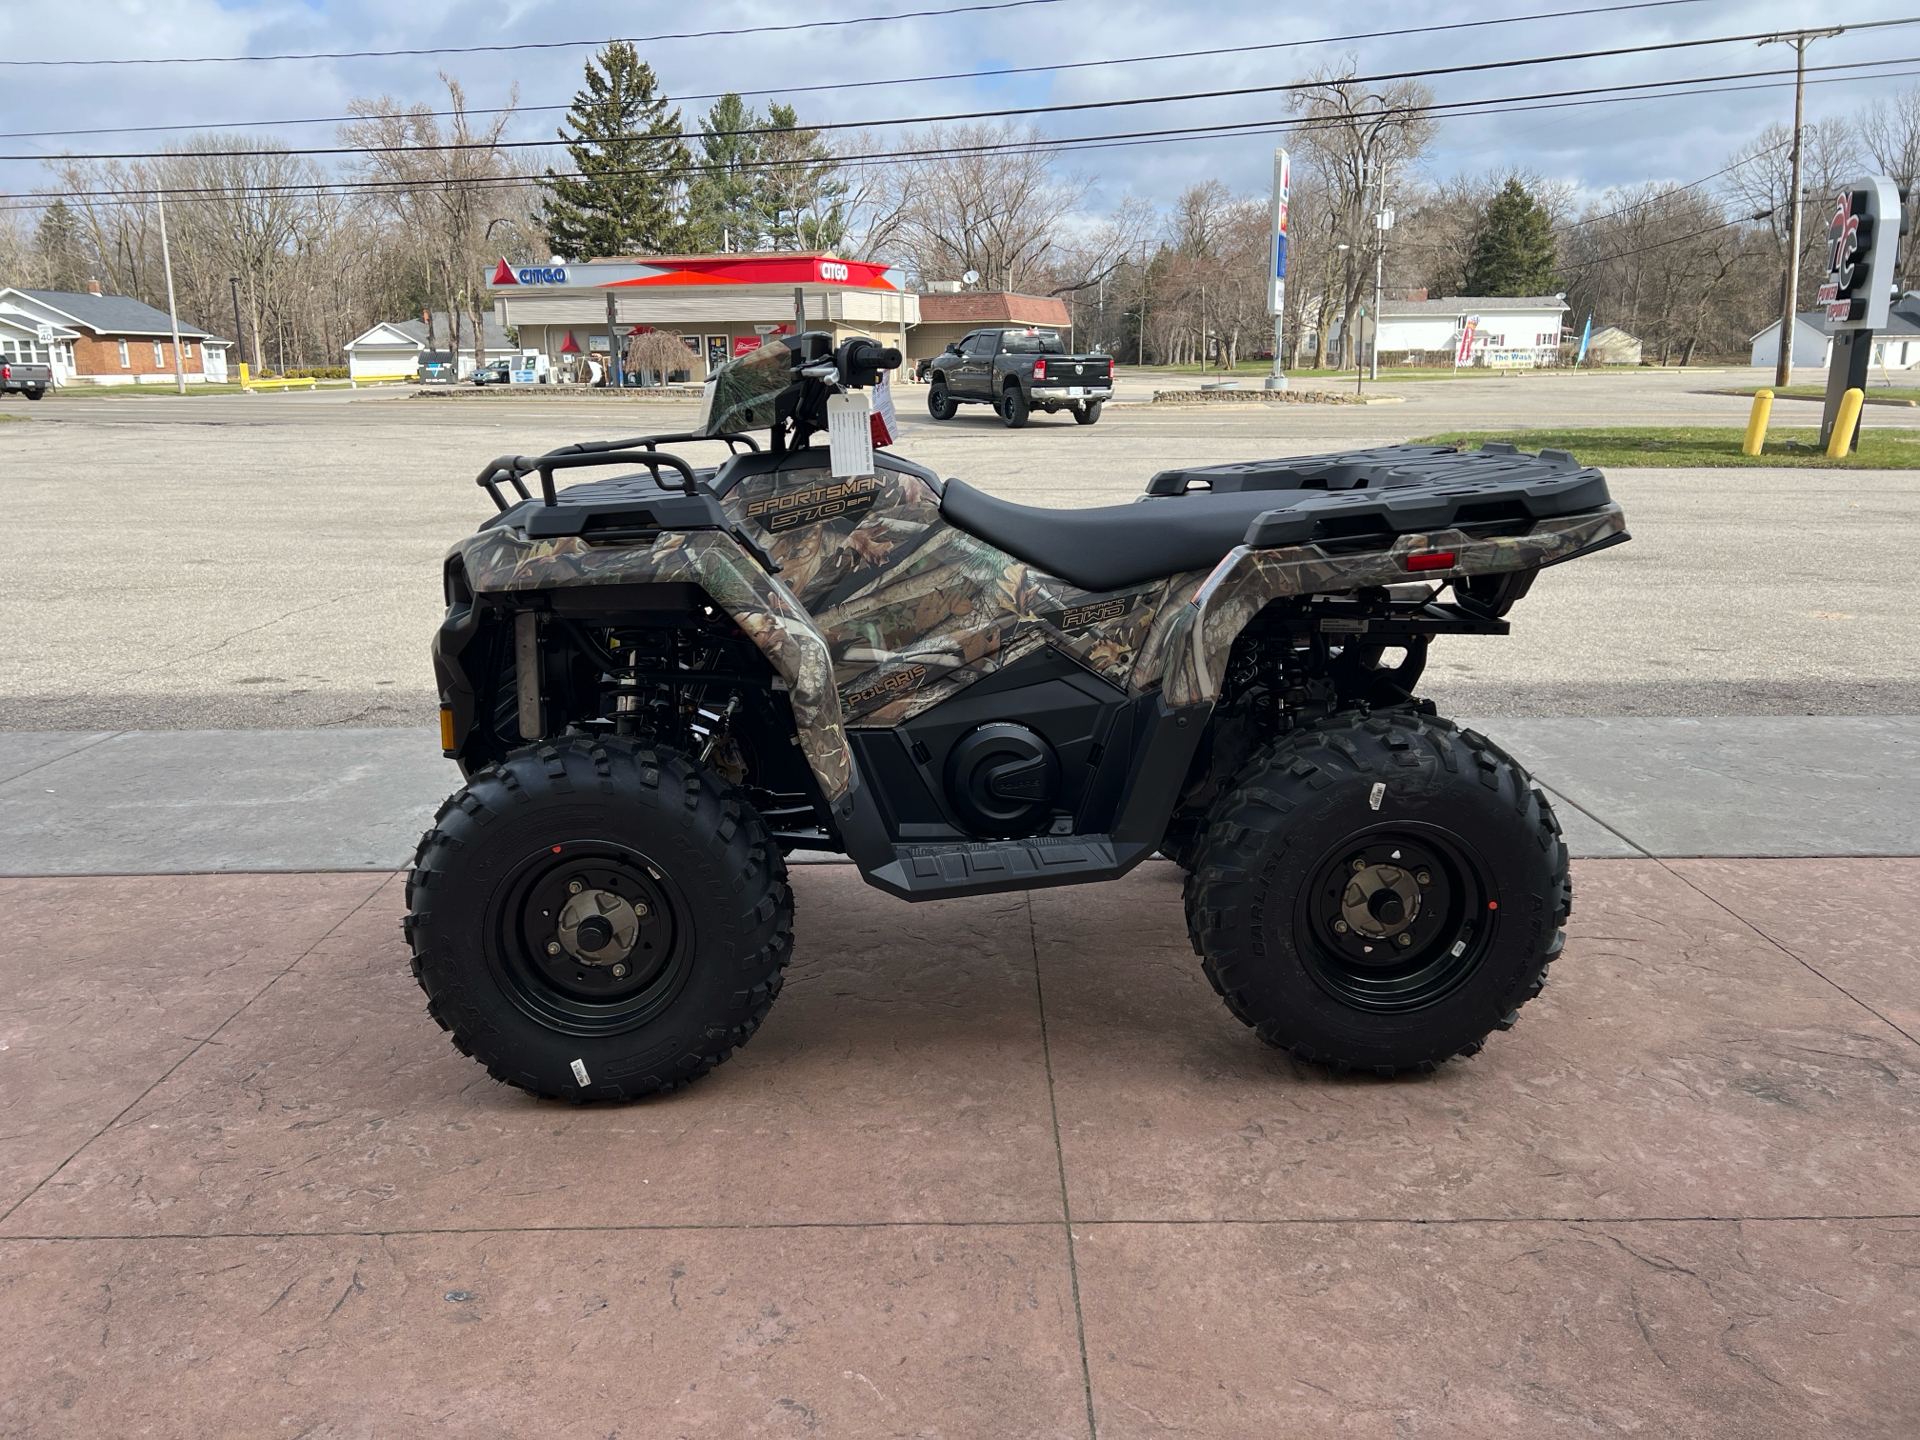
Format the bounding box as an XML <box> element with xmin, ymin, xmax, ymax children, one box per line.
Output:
<box><xmin>2</xmin><ymin>367</ymin><xmax>1913</xmax><ymax>729</ymax></box>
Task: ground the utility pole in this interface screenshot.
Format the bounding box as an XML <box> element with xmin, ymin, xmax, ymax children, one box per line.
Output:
<box><xmin>1763</xmin><ymin>27</ymin><xmax>1844</xmax><ymax>387</ymax></box>
<box><xmin>605</xmin><ymin>289</ymin><xmax>622</xmax><ymax>388</ymax></box>
<box><xmin>155</xmin><ymin>194</ymin><xmax>187</xmax><ymax>395</ymax></box>
<box><xmin>228</xmin><ymin>276</ymin><xmax>247</xmax><ymax>386</ymax></box>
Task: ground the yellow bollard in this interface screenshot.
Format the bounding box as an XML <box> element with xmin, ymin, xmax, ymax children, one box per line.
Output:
<box><xmin>1741</xmin><ymin>388</ymin><xmax>1773</xmax><ymax>455</ymax></box>
<box><xmin>1826</xmin><ymin>387</ymin><xmax>1865</xmax><ymax>459</ymax></box>
<box><xmin>238</xmin><ymin>361</ymin><xmax>250</xmax><ymax>390</ymax></box>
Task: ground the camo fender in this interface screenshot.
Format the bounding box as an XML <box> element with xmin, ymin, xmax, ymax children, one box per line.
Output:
<box><xmin>1158</xmin><ymin>504</ymin><xmax>1628</xmax><ymax>706</ymax></box>
<box><xmin>458</xmin><ymin>527</ymin><xmax>851</xmax><ymax>801</ymax></box>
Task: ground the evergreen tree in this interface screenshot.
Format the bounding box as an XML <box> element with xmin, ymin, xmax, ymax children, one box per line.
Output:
<box><xmin>755</xmin><ymin>104</ymin><xmax>847</xmax><ymax>252</ymax></box>
<box><xmin>34</xmin><ymin>199</ymin><xmax>92</xmax><ymax>291</ymax></box>
<box><xmin>540</xmin><ymin>42</ymin><xmax>689</xmax><ymax>259</ymax></box>
<box><xmin>1464</xmin><ymin>178</ymin><xmax>1558</xmax><ymax>296</ymax></box>
<box><xmin>684</xmin><ymin>94</ymin><xmax>766</xmax><ymax>252</ymax></box>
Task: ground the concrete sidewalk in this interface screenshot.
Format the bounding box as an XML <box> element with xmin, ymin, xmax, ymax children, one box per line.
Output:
<box><xmin>2</xmin><ymin>859</ymin><xmax>1916</xmax><ymax>1435</ymax></box>
<box><xmin>1</xmin><ymin>716</ymin><xmax>1915</xmax><ymax>875</ymax></box>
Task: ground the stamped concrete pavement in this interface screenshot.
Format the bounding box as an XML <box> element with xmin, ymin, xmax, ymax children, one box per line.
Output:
<box><xmin>1</xmin><ymin>859</ymin><xmax>1915</xmax><ymax>1437</ymax></box>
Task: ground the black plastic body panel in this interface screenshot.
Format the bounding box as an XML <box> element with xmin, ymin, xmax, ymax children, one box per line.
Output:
<box><xmin>1143</xmin><ymin>443</ymin><xmax>1612</xmax><ymax>550</ymax></box>
<box><xmin>845</xmin><ymin>692</ymin><xmax>1211</xmax><ymax>901</ymax></box>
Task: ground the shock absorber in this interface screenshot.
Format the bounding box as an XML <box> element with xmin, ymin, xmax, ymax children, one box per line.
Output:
<box><xmin>611</xmin><ymin>635</ymin><xmax>642</xmax><ymax>736</ymax></box>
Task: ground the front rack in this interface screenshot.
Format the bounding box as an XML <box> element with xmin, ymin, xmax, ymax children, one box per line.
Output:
<box><xmin>473</xmin><ymin>431</ymin><xmax>760</xmax><ymax>512</ymax></box>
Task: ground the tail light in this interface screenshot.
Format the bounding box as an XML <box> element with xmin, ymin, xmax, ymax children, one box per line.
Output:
<box><xmin>1</xmin><ymin>365</ymin><xmax>9</xmax><ymax>381</ymax></box>
<box><xmin>1033</xmin><ymin>359</ymin><xmax>1047</xmax><ymax>380</ymax></box>
<box><xmin>1405</xmin><ymin>551</ymin><xmax>1457</xmax><ymax>572</ymax></box>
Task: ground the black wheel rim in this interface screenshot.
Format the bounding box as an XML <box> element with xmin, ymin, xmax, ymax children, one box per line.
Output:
<box><xmin>484</xmin><ymin>840</ymin><xmax>695</xmax><ymax>1036</ymax></box>
<box><xmin>1292</xmin><ymin>825</ymin><xmax>1498</xmax><ymax>1013</ymax></box>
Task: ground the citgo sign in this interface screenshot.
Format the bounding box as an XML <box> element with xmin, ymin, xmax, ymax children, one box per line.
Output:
<box><xmin>491</xmin><ymin>259</ymin><xmax>567</xmax><ymax>286</ymax></box>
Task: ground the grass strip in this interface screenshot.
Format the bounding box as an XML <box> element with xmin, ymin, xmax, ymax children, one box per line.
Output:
<box><xmin>1413</xmin><ymin>426</ymin><xmax>1920</xmax><ymax>468</ymax></box>
<box><xmin>1713</xmin><ymin>385</ymin><xmax>1920</xmax><ymax>406</ymax></box>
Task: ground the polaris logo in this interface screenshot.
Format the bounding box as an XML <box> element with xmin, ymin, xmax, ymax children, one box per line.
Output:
<box><xmin>818</xmin><ymin>260</ymin><xmax>850</xmax><ymax>281</ymax></box>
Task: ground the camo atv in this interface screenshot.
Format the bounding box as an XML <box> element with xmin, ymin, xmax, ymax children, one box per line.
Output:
<box><xmin>406</xmin><ymin>333</ymin><xmax>1628</xmax><ymax>1100</ymax></box>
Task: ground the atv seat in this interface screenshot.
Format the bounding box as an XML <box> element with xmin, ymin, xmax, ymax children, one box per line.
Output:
<box><xmin>940</xmin><ymin>478</ymin><xmax>1288</xmax><ymax>592</ymax></box>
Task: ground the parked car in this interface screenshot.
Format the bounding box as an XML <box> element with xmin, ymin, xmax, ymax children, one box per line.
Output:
<box><xmin>925</xmin><ymin>327</ymin><xmax>1114</xmax><ymax>427</ymax></box>
<box><xmin>1</xmin><ymin>357</ymin><xmax>52</xmax><ymax>400</ymax></box>
<box><xmin>471</xmin><ymin>359</ymin><xmax>513</xmax><ymax>387</ymax></box>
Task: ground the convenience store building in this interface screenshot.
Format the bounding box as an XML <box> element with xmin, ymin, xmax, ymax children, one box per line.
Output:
<box><xmin>487</xmin><ymin>254</ymin><xmax>919</xmax><ymax>381</ymax></box>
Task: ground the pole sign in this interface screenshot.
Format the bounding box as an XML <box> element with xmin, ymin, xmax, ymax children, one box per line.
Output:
<box><xmin>1817</xmin><ymin>175</ymin><xmax>1903</xmax><ymax>331</ymax></box>
<box><xmin>1267</xmin><ymin>149</ymin><xmax>1291</xmax><ymax>315</ymax></box>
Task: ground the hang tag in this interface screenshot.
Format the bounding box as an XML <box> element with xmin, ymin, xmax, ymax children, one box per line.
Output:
<box><xmin>828</xmin><ymin>391</ymin><xmax>875</xmax><ymax>478</ymax></box>
<box><xmin>870</xmin><ymin>371</ymin><xmax>899</xmax><ymax>448</ymax></box>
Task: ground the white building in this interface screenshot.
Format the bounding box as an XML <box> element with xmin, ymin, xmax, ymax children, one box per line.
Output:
<box><xmin>342</xmin><ymin>311</ymin><xmax>512</xmax><ymax>381</ymax></box>
<box><xmin>1331</xmin><ymin>294</ymin><xmax>1571</xmax><ymax>366</ymax></box>
<box><xmin>1750</xmin><ymin>305</ymin><xmax>1920</xmax><ymax>371</ymax></box>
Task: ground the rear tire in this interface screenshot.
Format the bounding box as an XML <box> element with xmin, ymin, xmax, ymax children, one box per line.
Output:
<box><xmin>24</xmin><ymin>387</ymin><xmax>45</xmax><ymax>401</ymax></box>
<box><xmin>404</xmin><ymin>736</ymin><xmax>793</xmax><ymax>1101</ymax></box>
<box><xmin>1000</xmin><ymin>384</ymin><xmax>1030</xmax><ymax>428</ymax></box>
<box><xmin>1184</xmin><ymin>710</ymin><xmax>1569</xmax><ymax>1076</ymax></box>
<box><xmin>927</xmin><ymin>382</ymin><xmax>957</xmax><ymax>420</ymax></box>
<box><xmin>1073</xmin><ymin>399</ymin><xmax>1103</xmax><ymax>425</ymax></box>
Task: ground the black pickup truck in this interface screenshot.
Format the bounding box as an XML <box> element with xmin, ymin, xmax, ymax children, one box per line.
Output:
<box><xmin>1</xmin><ymin>356</ymin><xmax>52</xmax><ymax>400</ymax></box>
<box><xmin>925</xmin><ymin>327</ymin><xmax>1113</xmax><ymax>428</ymax></box>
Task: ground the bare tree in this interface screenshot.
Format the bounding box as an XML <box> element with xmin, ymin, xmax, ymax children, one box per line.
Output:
<box><xmin>342</xmin><ymin>75</ymin><xmax>540</xmax><ymax>372</ymax></box>
<box><xmin>1287</xmin><ymin>66</ymin><xmax>1438</xmax><ymax>365</ymax></box>
<box><xmin>1857</xmin><ymin>85</ymin><xmax>1920</xmax><ymax>290</ymax></box>
<box><xmin>1725</xmin><ymin>118</ymin><xmax>1859</xmax><ymax>331</ymax></box>
<box><xmin>889</xmin><ymin>123</ymin><xmax>1089</xmax><ymax>290</ymax></box>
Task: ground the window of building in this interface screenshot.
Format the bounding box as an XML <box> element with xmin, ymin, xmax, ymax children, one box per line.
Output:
<box><xmin>182</xmin><ymin>340</ymin><xmax>193</xmax><ymax>359</ymax></box>
<box><xmin>153</xmin><ymin>341</ymin><xmax>165</xmax><ymax>367</ymax></box>
<box><xmin>118</xmin><ymin>340</ymin><xmax>130</xmax><ymax>368</ymax></box>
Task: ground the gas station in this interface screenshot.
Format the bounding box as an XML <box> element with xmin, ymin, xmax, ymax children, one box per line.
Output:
<box><xmin>486</xmin><ymin>253</ymin><xmax>919</xmax><ymax>384</ymax></box>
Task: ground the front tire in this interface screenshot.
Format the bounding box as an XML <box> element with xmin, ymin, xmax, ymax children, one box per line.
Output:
<box><xmin>405</xmin><ymin>737</ymin><xmax>793</xmax><ymax>1101</ymax></box>
<box><xmin>1073</xmin><ymin>399</ymin><xmax>1103</xmax><ymax>425</ymax></box>
<box><xmin>1185</xmin><ymin>711</ymin><xmax>1568</xmax><ymax>1076</ymax></box>
<box><xmin>1000</xmin><ymin>384</ymin><xmax>1030</xmax><ymax>428</ymax></box>
<box><xmin>927</xmin><ymin>381</ymin><xmax>957</xmax><ymax>420</ymax></box>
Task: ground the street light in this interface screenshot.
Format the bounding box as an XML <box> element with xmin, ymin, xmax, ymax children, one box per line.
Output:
<box><xmin>1336</xmin><ymin>244</ymin><xmax>1351</xmax><ymax>372</ymax></box>
<box><xmin>1371</xmin><ymin>208</ymin><xmax>1395</xmax><ymax>383</ymax></box>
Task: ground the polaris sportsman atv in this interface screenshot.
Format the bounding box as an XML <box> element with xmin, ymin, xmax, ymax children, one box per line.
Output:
<box><xmin>407</xmin><ymin>332</ymin><xmax>1628</xmax><ymax>1100</ymax></box>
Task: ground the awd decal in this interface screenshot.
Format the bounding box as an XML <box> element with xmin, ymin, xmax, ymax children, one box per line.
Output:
<box><xmin>1047</xmin><ymin>597</ymin><xmax>1130</xmax><ymax>631</ymax></box>
<box><xmin>745</xmin><ymin>475</ymin><xmax>882</xmax><ymax>533</ymax></box>
<box><xmin>842</xmin><ymin>662</ymin><xmax>927</xmax><ymax>708</ymax></box>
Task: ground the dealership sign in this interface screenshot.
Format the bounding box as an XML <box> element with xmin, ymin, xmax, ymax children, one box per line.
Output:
<box><xmin>1816</xmin><ymin>175</ymin><xmax>1903</xmax><ymax>332</ymax></box>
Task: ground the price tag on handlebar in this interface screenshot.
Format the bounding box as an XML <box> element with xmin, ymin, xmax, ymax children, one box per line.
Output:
<box><xmin>827</xmin><ymin>391</ymin><xmax>876</xmax><ymax>479</ymax></box>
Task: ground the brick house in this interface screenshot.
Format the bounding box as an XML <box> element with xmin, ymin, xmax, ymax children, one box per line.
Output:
<box><xmin>906</xmin><ymin>291</ymin><xmax>1075</xmax><ymax>366</ymax></box>
<box><xmin>0</xmin><ymin>283</ymin><xmax>230</xmax><ymax>386</ymax></box>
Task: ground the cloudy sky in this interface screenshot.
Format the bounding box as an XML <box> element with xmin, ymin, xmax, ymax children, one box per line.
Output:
<box><xmin>1</xmin><ymin>0</ymin><xmax>1912</xmax><ymax>220</ymax></box>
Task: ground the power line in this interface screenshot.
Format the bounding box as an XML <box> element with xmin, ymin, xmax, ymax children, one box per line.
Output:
<box><xmin>11</xmin><ymin>56</ymin><xmax>1910</xmax><ymax>214</ymax></box>
<box><xmin>0</xmin><ymin>0</ymin><xmax>1072</xmax><ymax>68</ymax></box>
<box><xmin>0</xmin><ymin>0</ymin><xmax>1719</xmax><ymax>142</ymax></box>
<box><xmin>19</xmin><ymin>21</ymin><xmax>1919</xmax><ymax>166</ymax></box>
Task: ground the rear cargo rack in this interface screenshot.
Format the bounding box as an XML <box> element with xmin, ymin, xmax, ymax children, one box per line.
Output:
<box><xmin>473</xmin><ymin>431</ymin><xmax>759</xmax><ymax>512</ymax></box>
